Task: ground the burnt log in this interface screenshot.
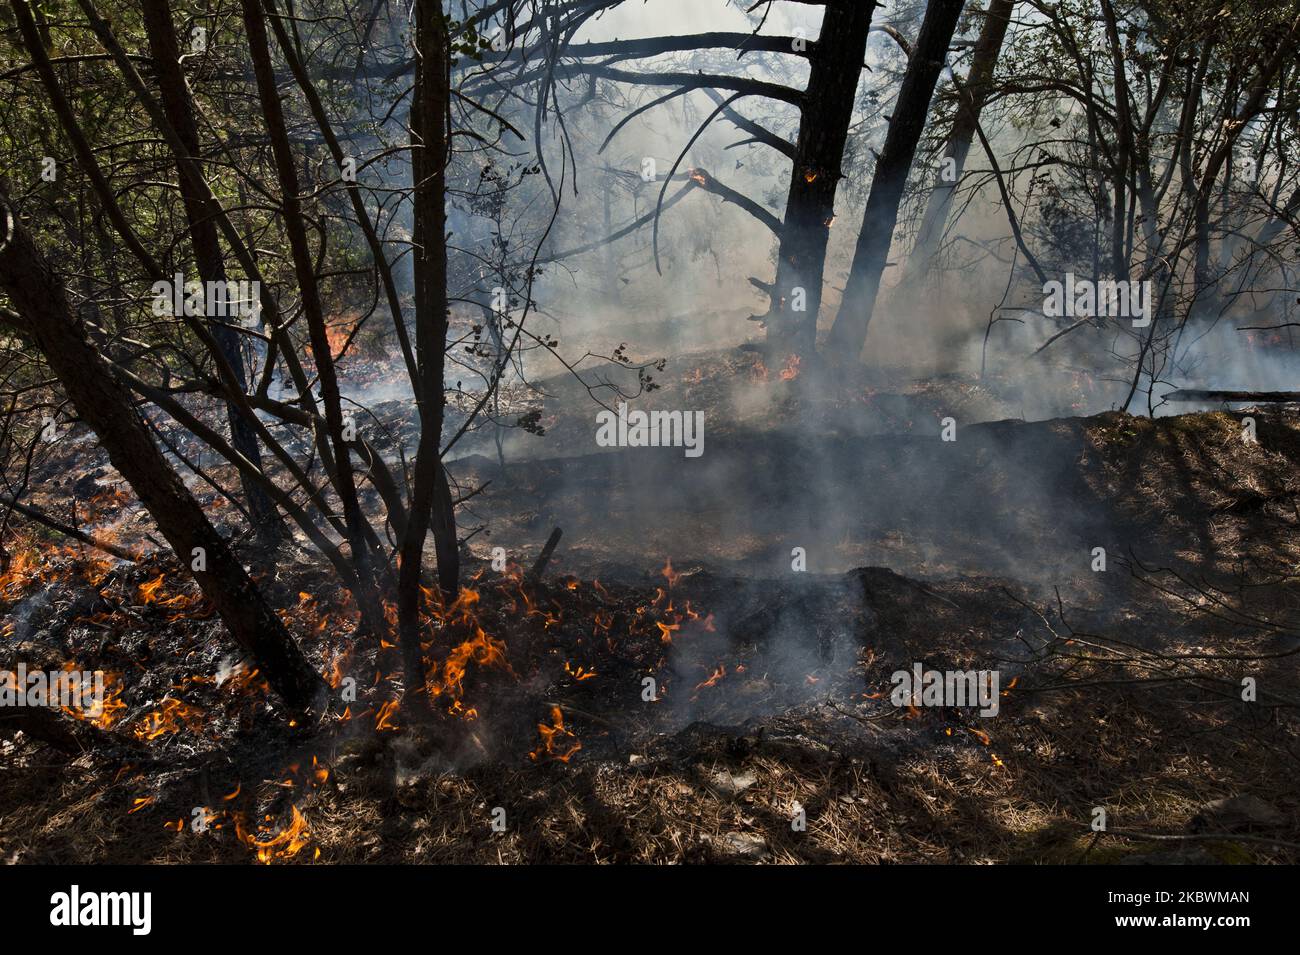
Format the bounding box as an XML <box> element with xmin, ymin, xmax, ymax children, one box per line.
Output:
<box><xmin>1162</xmin><ymin>390</ymin><xmax>1300</xmax><ymax>403</ymax></box>
<box><xmin>528</xmin><ymin>527</ymin><xmax>565</xmax><ymax>584</ymax></box>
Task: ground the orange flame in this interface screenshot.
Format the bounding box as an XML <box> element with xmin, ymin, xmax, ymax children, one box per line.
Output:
<box><xmin>694</xmin><ymin>664</ymin><xmax>726</xmax><ymax>692</ymax></box>
<box><xmin>375</xmin><ymin>699</ymin><xmax>400</xmax><ymax>732</ymax></box>
<box><xmin>60</xmin><ymin>667</ymin><xmax>127</xmax><ymax>729</ymax></box>
<box><xmin>235</xmin><ymin>805</ymin><xmax>312</xmax><ymax>864</ymax></box>
<box><xmin>565</xmin><ymin>661</ymin><xmax>597</xmax><ymax>681</ymax></box>
<box><xmin>134</xmin><ymin>698</ymin><xmax>206</xmax><ymax>741</ymax></box>
<box><xmin>137</xmin><ymin>573</ymin><xmax>207</xmax><ymax>619</ymax></box>
<box><xmin>529</xmin><ymin>705</ymin><xmax>581</xmax><ymax>763</ymax></box>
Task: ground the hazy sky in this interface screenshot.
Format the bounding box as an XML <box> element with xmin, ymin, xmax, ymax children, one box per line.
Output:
<box><xmin>578</xmin><ymin>0</ymin><xmax>822</xmax><ymax>42</ymax></box>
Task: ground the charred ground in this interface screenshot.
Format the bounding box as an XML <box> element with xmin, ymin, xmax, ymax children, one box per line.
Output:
<box><xmin>3</xmin><ymin>369</ymin><xmax>1298</xmax><ymax>863</ymax></box>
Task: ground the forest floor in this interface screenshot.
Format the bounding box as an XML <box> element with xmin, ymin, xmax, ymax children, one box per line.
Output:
<box><xmin>2</xmin><ymin>351</ymin><xmax>1298</xmax><ymax>863</ymax></box>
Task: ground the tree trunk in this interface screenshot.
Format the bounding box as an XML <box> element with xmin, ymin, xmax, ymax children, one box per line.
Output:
<box><xmin>140</xmin><ymin>0</ymin><xmax>285</xmax><ymax>546</ymax></box>
<box><xmin>398</xmin><ymin>0</ymin><xmax>459</xmax><ymax>711</ymax></box>
<box><xmin>827</xmin><ymin>0</ymin><xmax>968</xmax><ymax>360</ymax></box>
<box><xmin>765</xmin><ymin>0</ymin><xmax>876</xmax><ymax>357</ymax></box>
<box><xmin>1099</xmin><ymin>0</ymin><xmax>1133</xmax><ymax>280</ymax></box>
<box><xmin>904</xmin><ymin>0</ymin><xmax>1014</xmax><ymax>285</ymax></box>
<box><xmin>0</xmin><ymin>192</ymin><xmax>325</xmax><ymax>714</ymax></box>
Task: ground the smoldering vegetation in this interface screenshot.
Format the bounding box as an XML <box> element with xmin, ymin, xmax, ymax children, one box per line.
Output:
<box><xmin>0</xmin><ymin>0</ymin><xmax>1298</xmax><ymax>865</ymax></box>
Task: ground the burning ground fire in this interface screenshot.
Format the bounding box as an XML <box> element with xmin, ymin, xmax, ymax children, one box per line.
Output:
<box><xmin>1</xmin><ymin>517</ymin><xmax>747</xmax><ymax>861</ymax></box>
<box><xmin>749</xmin><ymin>354</ymin><xmax>802</xmax><ymax>383</ymax></box>
<box><xmin>4</xmin><ymin>498</ymin><xmax>1019</xmax><ymax>864</ymax></box>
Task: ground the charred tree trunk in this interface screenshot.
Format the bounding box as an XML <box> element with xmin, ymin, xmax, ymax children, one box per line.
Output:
<box><xmin>765</xmin><ymin>0</ymin><xmax>876</xmax><ymax>358</ymax></box>
<box><xmin>827</xmin><ymin>0</ymin><xmax>967</xmax><ymax>361</ymax></box>
<box><xmin>398</xmin><ymin>0</ymin><xmax>459</xmax><ymax>711</ymax></box>
<box><xmin>904</xmin><ymin>0</ymin><xmax>1014</xmax><ymax>285</ymax></box>
<box><xmin>140</xmin><ymin>0</ymin><xmax>285</xmax><ymax>546</ymax></box>
<box><xmin>0</xmin><ymin>192</ymin><xmax>325</xmax><ymax>714</ymax></box>
<box><xmin>239</xmin><ymin>0</ymin><xmax>388</xmax><ymax>639</ymax></box>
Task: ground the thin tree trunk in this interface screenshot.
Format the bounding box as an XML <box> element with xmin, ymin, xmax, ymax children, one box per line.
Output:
<box><xmin>11</xmin><ymin>0</ymin><xmax>326</xmax><ymax>538</ymax></box>
<box><xmin>1185</xmin><ymin>15</ymin><xmax>1299</xmax><ymax>315</ymax></box>
<box><xmin>1099</xmin><ymin>0</ymin><xmax>1133</xmax><ymax>280</ymax></box>
<box><xmin>827</xmin><ymin>0</ymin><xmax>967</xmax><ymax>360</ymax></box>
<box><xmin>904</xmin><ymin>0</ymin><xmax>1014</xmax><ymax>285</ymax></box>
<box><xmin>69</xmin><ymin>0</ymin><xmax>401</xmax><ymax>639</ymax></box>
<box><xmin>0</xmin><ymin>192</ymin><xmax>325</xmax><ymax>713</ymax></box>
<box><xmin>140</xmin><ymin>0</ymin><xmax>285</xmax><ymax>546</ymax></box>
<box><xmin>72</xmin><ymin>0</ymin><xmax>327</xmax><ymax>454</ymax></box>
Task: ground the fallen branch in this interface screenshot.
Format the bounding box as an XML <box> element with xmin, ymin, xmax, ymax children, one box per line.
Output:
<box><xmin>0</xmin><ymin>495</ymin><xmax>141</xmax><ymax>563</ymax></box>
<box><xmin>1033</xmin><ymin>316</ymin><xmax>1094</xmax><ymax>356</ymax></box>
<box><xmin>1162</xmin><ymin>389</ymin><xmax>1300</xmax><ymax>403</ymax></box>
<box><xmin>527</xmin><ymin>526</ymin><xmax>563</xmax><ymax>584</ymax></box>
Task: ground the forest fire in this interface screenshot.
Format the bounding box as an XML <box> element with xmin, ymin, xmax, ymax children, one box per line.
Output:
<box><xmin>138</xmin><ymin>574</ymin><xmax>186</xmax><ymax>606</ymax></box>
<box><xmin>693</xmin><ymin>663</ymin><xmax>727</xmax><ymax>693</ymax></box>
<box><xmin>324</xmin><ymin>312</ymin><xmax>361</xmax><ymax>361</ymax></box>
<box><xmin>564</xmin><ymin>661</ymin><xmax>596</xmax><ymax>681</ymax></box>
<box><xmin>420</xmin><ymin>584</ymin><xmax>514</xmax><ymax>715</ymax></box>
<box><xmin>748</xmin><ymin>354</ymin><xmax>802</xmax><ymax>383</ymax></box>
<box><xmin>374</xmin><ymin>698</ymin><xmax>401</xmax><ymax>732</ymax></box>
<box><xmin>0</xmin><ymin>549</ymin><xmax>36</xmax><ymax>601</ymax></box>
<box><xmin>137</xmin><ymin>573</ymin><xmax>209</xmax><ymax>619</ymax></box>
<box><xmin>0</xmin><ymin>540</ymin><xmax>121</xmax><ymax>609</ymax></box>
<box><xmin>660</xmin><ymin>557</ymin><xmax>681</xmax><ymax>588</ymax></box>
